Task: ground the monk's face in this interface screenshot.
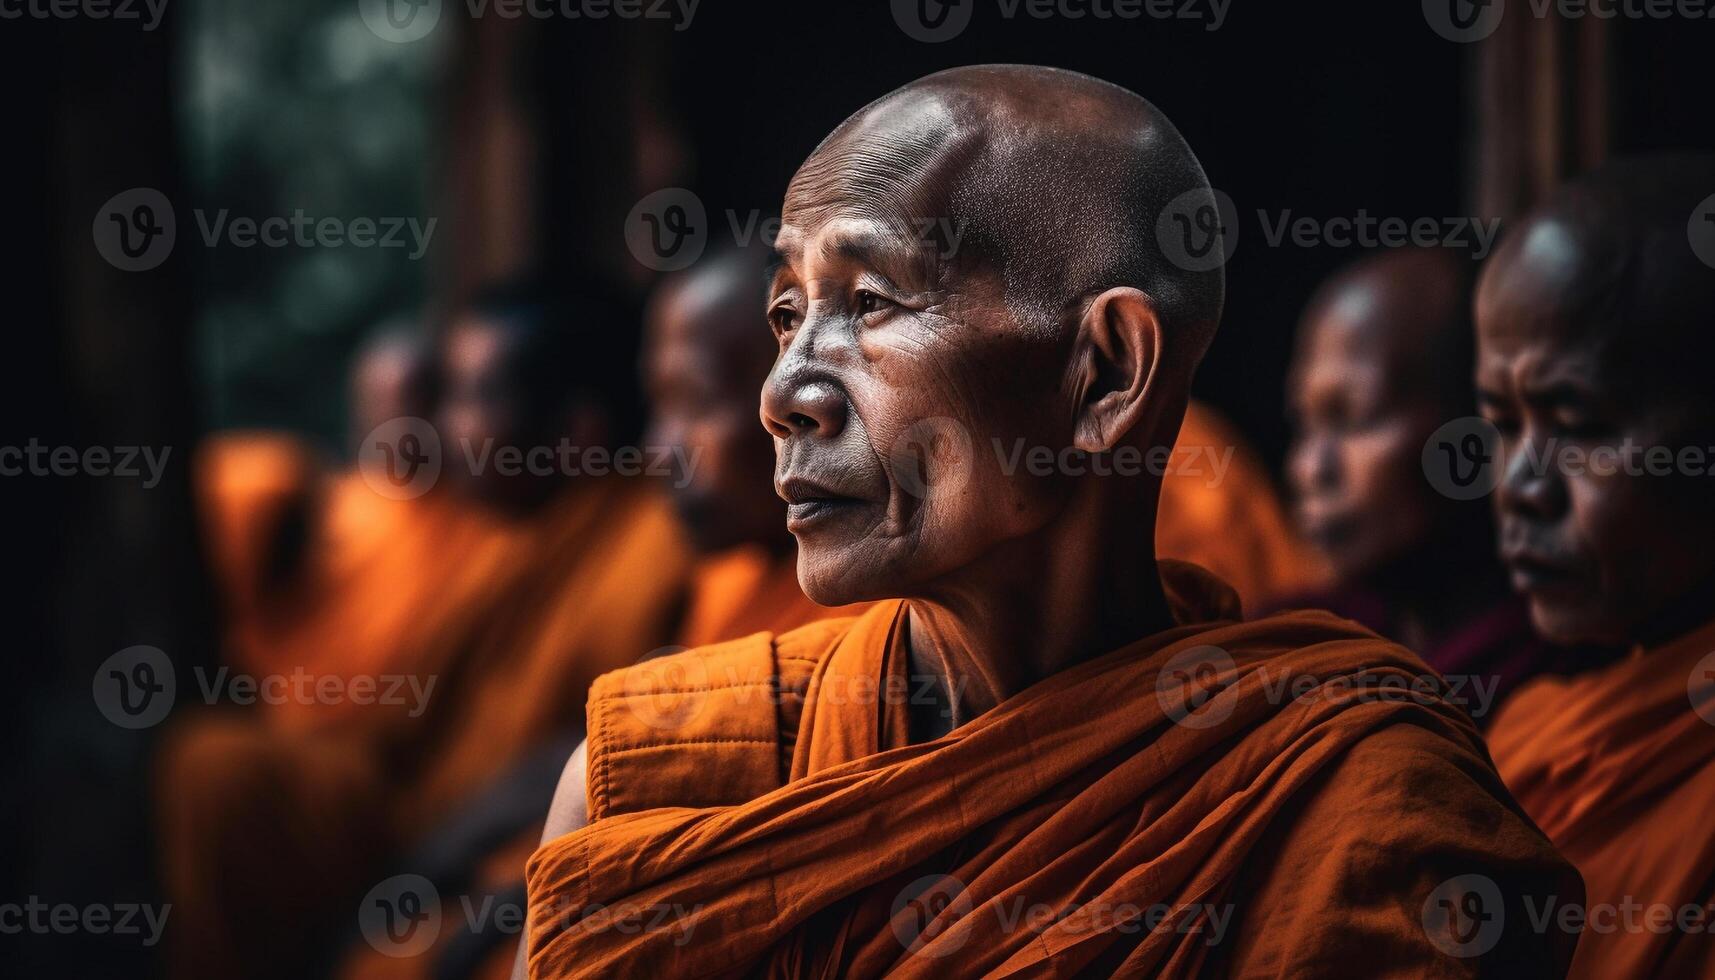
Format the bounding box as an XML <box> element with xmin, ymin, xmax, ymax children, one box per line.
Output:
<box><xmin>349</xmin><ymin>341</ymin><xmax>430</xmax><ymax>451</ymax></box>
<box><xmin>442</xmin><ymin>315</ymin><xmax>525</xmax><ymax>460</ymax></box>
<box><xmin>644</xmin><ymin>288</ymin><xmax>780</xmax><ymax>555</ymax></box>
<box><xmin>1477</xmin><ymin>219</ymin><xmax>1715</xmax><ymax>645</ymax></box>
<box><xmin>1287</xmin><ymin>303</ymin><xmax>1446</xmax><ymax>584</ymax></box>
<box><xmin>762</xmin><ymin>135</ymin><xmax>1070</xmax><ymax>603</ymax></box>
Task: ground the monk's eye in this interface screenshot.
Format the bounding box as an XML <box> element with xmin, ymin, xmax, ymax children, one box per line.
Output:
<box><xmin>768</xmin><ymin>307</ymin><xmax>800</xmax><ymax>338</ymax></box>
<box><xmin>854</xmin><ymin>290</ymin><xmax>888</xmax><ymax>317</ymax></box>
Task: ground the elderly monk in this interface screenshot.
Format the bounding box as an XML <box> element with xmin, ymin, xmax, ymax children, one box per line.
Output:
<box><xmin>1480</xmin><ymin>155</ymin><xmax>1715</xmax><ymax>979</ymax></box>
<box><xmin>519</xmin><ymin>65</ymin><xmax>1579</xmax><ymax>978</ymax></box>
<box><xmin>1281</xmin><ymin>248</ymin><xmax>1579</xmax><ymax>724</ymax></box>
<box><xmin>159</xmin><ymin>281</ymin><xmax>691</xmax><ymax>980</ymax></box>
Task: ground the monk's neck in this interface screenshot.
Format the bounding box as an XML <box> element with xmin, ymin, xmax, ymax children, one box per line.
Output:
<box><xmin>901</xmin><ymin>483</ymin><xmax>1172</xmax><ymax>736</ymax></box>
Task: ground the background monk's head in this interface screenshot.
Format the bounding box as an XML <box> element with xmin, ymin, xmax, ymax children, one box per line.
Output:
<box><xmin>644</xmin><ymin>246</ymin><xmax>784</xmax><ymax>555</ymax></box>
<box><xmin>440</xmin><ymin>278</ymin><xmax>637</xmax><ymax>513</ymax></box>
<box><xmin>764</xmin><ymin>65</ymin><xmax>1223</xmax><ymax>606</ymax></box>
<box><xmin>348</xmin><ymin>324</ymin><xmax>436</xmax><ymax>456</ymax></box>
<box><xmin>1288</xmin><ymin>248</ymin><xmax>1487</xmax><ymax>589</ymax></box>
<box><xmin>1477</xmin><ymin>154</ymin><xmax>1715</xmax><ymax>647</ymax></box>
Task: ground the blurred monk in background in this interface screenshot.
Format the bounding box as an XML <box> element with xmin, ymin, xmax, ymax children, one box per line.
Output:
<box><xmin>1158</xmin><ymin>400</ymin><xmax>1324</xmax><ymax>612</ymax></box>
<box><xmin>1281</xmin><ymin>248</ymin><xmax>1580</xmax><ymax>724</ymax></box>
<box><xmin>1480</xmin><ymin>155</ymin><xmax>1715</xmax><ymax>978</ymax></box>
<box><xmin>159</xmin><ymin>278</ymin><xmax>691</xmax><ymax>980</ymax></box>
<box><xmin>521</xmin><ymin>65</ymin><xmax>1579</xmax><ymax>978</ymax></box>
<box><xmin>357</xmin><ymin>247</ymin><xmax>877</xmax><ymax>980</ymax></box>
<box><xmin>647</xmin><ymin>245</ymin><xmax>868</xmax><ymax>646</ymax></box>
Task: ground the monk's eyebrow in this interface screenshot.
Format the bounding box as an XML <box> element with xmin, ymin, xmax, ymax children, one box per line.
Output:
<box><xmin>765</xmin><ymin>245</ymin><xmax>789</xmax><ymax>286</ymax></box>
<box><xmin>1520</xmin><ymin>380</ymin><xmax>1599</xmax><ymax>410</ymax></box>
<box><xmin>828</xmin><ymin>229</ymin><xmax>937</xmax><ymax>288</ymax></box>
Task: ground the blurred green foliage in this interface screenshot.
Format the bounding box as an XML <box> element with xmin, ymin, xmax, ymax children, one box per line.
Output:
<box><xmin>185</xmin><ymin>0</ymin><xmax>440</xmax><ymax>453</ymax></box>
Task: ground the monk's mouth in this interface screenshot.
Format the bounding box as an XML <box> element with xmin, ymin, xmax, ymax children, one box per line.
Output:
<box><xmin>1505</xmin><ymin>555</ymin><xmax>1581</xmax><ymax>594</ymax></box>
<box><xmin>785</xmin><ymin>497</ymin><xmax>865</xmax><ymax>531</ymax></box>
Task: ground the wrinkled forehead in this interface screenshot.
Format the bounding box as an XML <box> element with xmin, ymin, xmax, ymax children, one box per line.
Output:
<box><xmin>781</xmin><ymin>91</ymin><xmax>981</xmax><ymax>256</ymax></box>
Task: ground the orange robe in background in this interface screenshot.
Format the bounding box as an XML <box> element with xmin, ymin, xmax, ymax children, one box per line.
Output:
<box><xmin>194</xmin><ymin>431</ymin><xmax>323</xmax><ymax>659</ymax></box>
<box><xmin>1488</xmin><ymin>617</ymin><xmax>1715</xmax><ymax>978</ymax></box>
<box><xmin>338</xmin><ymin>542</ymin><xmax>864</xmax><ymax>980</ymax></box>
<box><xmin>525</xmin><ymin>562</ymin><xmax>1579</xmax><ymax>978</ymax></box>
<box><xmin>1156</xmin><ymin>401</ymin><xmax>1326</xmax><ymax>612</ymax></box>
<box><xmin>160</xmin><ymin>478</ymin><xmax>692</xmax><ymax>980</ymax></box>
<box><xmin>247</xmin><ymin>475</ymin><xmax>528</xmax><ymax>713</ymax></box>
<box><xmin>676</xmin><ymin>543</ymin><xmax>862</xmax><ymax>649</ymax></box>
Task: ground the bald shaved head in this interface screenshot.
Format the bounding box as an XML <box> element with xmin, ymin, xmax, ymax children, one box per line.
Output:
<box><xmin>1477</xmin><ymin>154</ymin><xmax>1715</xmax><ymax>645</ymax></box>
<box><xmin>1288</xmin><ymin>248</ymin><xmax>1480</xmax><ymax>585</ymax></box>
<box><xmin>764</xmin><ymin>66</ymin><xmax>1221</xmax><ymax>604</ymax></box>
<box><xmin>787</xmin><ymin>64</ymin><xmax>1224</xmax><ymax>367</ymax></box>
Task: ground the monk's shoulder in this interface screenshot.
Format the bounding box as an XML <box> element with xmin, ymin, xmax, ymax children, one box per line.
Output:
<box><xmin>1218</xmin><ymin>720</ymin><xmax>1582</xmax><ymax>974</ymax></box>
<box><xmin>581</xmin><ymin>618</ymin><xmax>863</xmax><ymax>821</ymax></box>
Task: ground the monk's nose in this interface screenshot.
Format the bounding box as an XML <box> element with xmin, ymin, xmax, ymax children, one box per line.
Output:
<box><xmin>761</xmin><ymin>370</ymin><xmax>847</xmax><ymax>441</ymax></box>
<box><xmin>1495</xmin><ymin>435</ymin><xmax>1566</xmax><ymax>519</ymax></box>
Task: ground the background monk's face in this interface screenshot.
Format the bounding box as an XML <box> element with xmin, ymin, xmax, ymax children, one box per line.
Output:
<box><xmin>349</xmin><ymin>336</ymin><xmax>433</xmax><ymax>454</ymax></box>
<box><xmin>762</xmin><ymin>133</ymin><xmax>1071</xmax><ymax>603</ymax></box>
<box><xmin>1287</xmin><ymin>288</ymin><xmax>1447</xmax><ymax>584</ymax></box>
<box><xmin>440</xmin><ymin>314</ymin><xmax>594</xmax><ymax>510</ymax></box>
<box><xmin>1477</xmin><ymin>218</ymin><xmax>1715</xmax><ymax>645</ymax></box>
<box><xmin>644</xmin><ymin>273</ymin><xmax>781</xmax><ymax>555</ymax></box>
<box><xmin>442</xmin><ymin>315</ymin><xmax>527</xmax><ymax>465</ymax></box>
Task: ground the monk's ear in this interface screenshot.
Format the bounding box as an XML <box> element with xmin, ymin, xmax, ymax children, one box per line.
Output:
<box><xmin>1069</xmin><ymin>287</ymin><xmax>1163</xmax><ymax>453</ymax></box>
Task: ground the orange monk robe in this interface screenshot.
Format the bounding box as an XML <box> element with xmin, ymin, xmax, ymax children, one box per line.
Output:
<box><xmin>247</xmin><ymin>474</ymin><xmax>529</xmax><ymax>721</ymax></box>
<box><xmin>1488</xmin><ymin>618</ymin><xmax>1715</xmax><ymax>978</ymax></box>
<box><xmin>677</xmin><ymin>543</ymin><xmax>867</xmax><ymax>649</ymax></box>
<box><xmin>400</xmin><ymin>478</ymin><xmax>694</xmax><ymax>825</ymax></box>
<box><xmin>1156</xmin><ymin>401</ymin><xmax>1327</xmax><ymax>612</ymax></box>
<box><xmin>194</xmin><ymin>431</ymin><xmax>323</xmax><ymax>661</ymax></box>
<box><xmin>159</xmin><ymin>478</ymin><xmax>692</xmax><ymax>980</ymax></box>
<box><xmin>525</xmin><ymin>562</ymin><xmax>1580</xmax><ymax>978</ymax></box>
<box><xmin>336</xmin><ymin>543</ymin><xmax>861</xmax><ymax>980</ymax></box>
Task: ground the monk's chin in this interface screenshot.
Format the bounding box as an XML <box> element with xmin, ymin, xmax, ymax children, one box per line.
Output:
<box><xmin>1524</xmin><ymin>596</ymin><xmax>1625</xmax><ymax>648</ymax></box>
<box><xmin>795</xmin><ymin>553</ymin><xmax>891</xmax><ymax>608</ymax></box>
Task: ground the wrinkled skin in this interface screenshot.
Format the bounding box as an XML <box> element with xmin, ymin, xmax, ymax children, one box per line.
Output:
<box><xmin>760</xmin><ymin>65</ymin><xmax>1221</xmax><ymax>726</ymax></box>
<box><xmin>1477</xmin><ymin>167</ymin><xmax>1715</xmax><ymax>647</ymax></box>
